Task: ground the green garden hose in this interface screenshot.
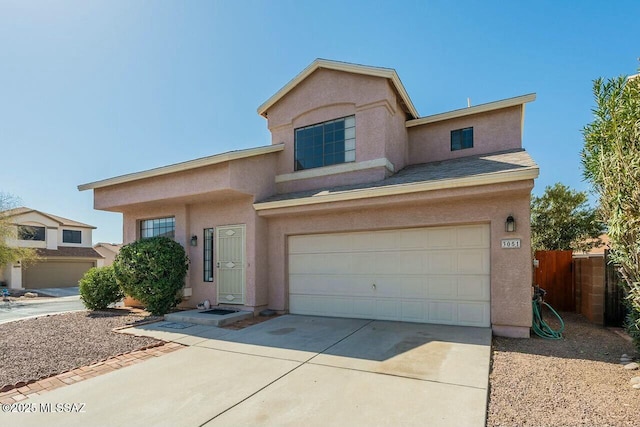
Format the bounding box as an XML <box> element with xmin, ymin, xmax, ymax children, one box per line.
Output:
<box><xmin>532</xmin><ymin>287</ymin><xmax>565</xmax><ymax>339</ymax></box>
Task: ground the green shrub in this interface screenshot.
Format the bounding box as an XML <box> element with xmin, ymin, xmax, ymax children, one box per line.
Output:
<box><xmin>79</xmin><ymin>266</ymin><xmax>123</xmax><ymax>310</ymax></box>
<box><xmin>113</xmin><ymin>236</ymin><xmax>189</xmax><ymax>316</ymax></box>
<box><xmin>624</xmin><ymin>304</ymin><xmax>640</xmax><ymax>351</ymax></box>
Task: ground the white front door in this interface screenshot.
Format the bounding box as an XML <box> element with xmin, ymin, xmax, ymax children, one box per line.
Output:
<box><xmin>216</xmin><ymin>224</ymin><xmax>246</xmax><ymax>305</ymax></box>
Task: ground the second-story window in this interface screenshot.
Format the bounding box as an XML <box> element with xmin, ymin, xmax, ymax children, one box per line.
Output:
<box><xmin>18</xmin><ymin>225</ymin><xmax>46</xmax><ymax>241</ymax></box>
<box><xmin>62</xmin><ymin>230</ymin><xmax>82</xmax><ymax>244</ymax></box>
<box><xmin>140</xmin><ymin>217</ymin><xmax>175</xmax><ymax>239</ymax></box>
<box><xmin>294</xmin><ymin>115</ymin><xmax>355</xmax><ymax>171</ymax></box>
<box><xmin>451</xmin><ymin>127</ymin><xmax>474</xmax><ymax>151</ymax></box>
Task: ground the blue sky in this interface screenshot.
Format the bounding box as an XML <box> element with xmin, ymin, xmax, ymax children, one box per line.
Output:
<box><xmin>1</xmin><ymin>1</ymin><xmax>638</xmax><ymax>243</ymax></box>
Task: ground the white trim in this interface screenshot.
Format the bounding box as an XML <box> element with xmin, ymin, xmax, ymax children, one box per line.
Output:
<box><xmin>275</xmin><ymin>158</ymin><xmax>395</xmax><ymax>184</ymax></box>
<box><xmin>405</xmin><ymin>94</ymin><xmax>536</xmax><ymax>128</ymax></box>
<box><xmin>78</xmin><ymin>144</ymin><xmax>285</xmax><ymax>191</ymax></box>
<box><xmin>257</xmin><ymin>59</ymin><xmax>419</xmax><ymax>119</ymax></box>
<box><xmin>255</xmin><ymin>167</ymin><xmax>539</xmax><ymax>211</ymax></box>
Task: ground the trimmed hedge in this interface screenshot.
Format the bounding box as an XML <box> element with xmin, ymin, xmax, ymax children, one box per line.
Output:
<box><xmin>79</xmin><ymin>266</ymin><xmax>123</xmax><ymax>310</ymax></box>
<box><xmin>113</xmin><ymin>236</ymin><xmax>189</xmax><ymax>316</ymax></box>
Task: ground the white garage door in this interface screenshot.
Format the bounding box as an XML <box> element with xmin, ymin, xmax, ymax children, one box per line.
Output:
<box><xmin>288</xmin><ymin>224</ymin><xmax>490</xmax><ymax>327</ymax></box>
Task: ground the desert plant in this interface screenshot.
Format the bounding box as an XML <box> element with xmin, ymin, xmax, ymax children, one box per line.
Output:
<box><xmin>624</xmin><ymin>305</ymin><xmax>640</xmax><ymax>350</ymax></box>
<box><xmin>582</xmin><ymin>71</ymin><xmax>640</xmax><ymax>349</ymax></box>
<box><xmin>113</xmin><ymin>236</ymin><xmax>189</xmax><ymax>315</ymax></box>
<box><xmin>0</xmin><ymin>192</ymin><xmax>38</xmax><ymax>267</ymax></box>
<box><xmin>79</xmin><ymin>265</ymin><xmax>123</xmax><ymax>310</ymax></box>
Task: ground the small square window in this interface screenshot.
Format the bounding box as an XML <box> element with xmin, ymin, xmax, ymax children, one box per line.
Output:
<box><xmin>63</xmin><ymin>230</ymin><xmax>82</xmax><ymax>244</ymax></box>
<box><xmin>451</xmin><ymin>127</ymin><xmax>474</xmax><ymax>151</ymax></box>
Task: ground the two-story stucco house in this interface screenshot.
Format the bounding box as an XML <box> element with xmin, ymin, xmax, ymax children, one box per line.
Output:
<box><xmin>1</xmin><ymin>207</ymin><xmax>103</xmax><ymax>289</ymax></box>
<box><xmin>79</xmin><ymin>59</ymin><xmax>538</xmax><ymax>338</ymax></box>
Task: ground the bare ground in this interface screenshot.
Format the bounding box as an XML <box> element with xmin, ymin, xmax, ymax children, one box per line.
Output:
<box><xmin>487</xmin><ymin>311</ymin><xmax>639</xmax><ymax>427</ymax></box>
<box><xmin>0</xmin><ymin>310</ymin><xmax>161</xmax><ymax>389</ymax></box>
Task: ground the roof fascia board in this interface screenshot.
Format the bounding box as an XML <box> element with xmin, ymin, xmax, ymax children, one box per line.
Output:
<box><xmin>6</xmin><ymin>209</ymin><xmax>96</xmax><ymax>229</ymax></box>
<box><xmin>254</xmin><ymin>167</ymin><xmax>539</xmax><ymax>212</ymax></box>
<box><xmin>78</xmin><ymin>144</ymin><xmax>284</xmax><ymax>191</ymax></box>
<box><xmin>257</xmin><ymin>59</ymin><xmax>419</xmax><ymax>119</ymax></box>
<box><xmin>406</xmin><ymin>93</ymin><xmax>536</xmax><ymax>128</ymax></box>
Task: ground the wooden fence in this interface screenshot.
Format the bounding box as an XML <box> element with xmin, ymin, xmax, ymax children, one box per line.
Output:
<box><xmin>534</xmin><ymin>250</ymin><xmax>575</xmax><ymax>311</ymax></box>
<box><xmin>535</xmin><ymin>249</ymin><xmax>627</xmax><ymax>326</ymax></box>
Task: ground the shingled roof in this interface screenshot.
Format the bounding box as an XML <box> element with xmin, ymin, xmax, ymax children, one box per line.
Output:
<box><xmin>255</xmin><ymin>149</ymin><xmax>538</xmax><ymax>209</ymax></box>
<box><xmin>36</xmin><ymin>247</ymin><xmax>103</xmax><ymax>259</ymax></box>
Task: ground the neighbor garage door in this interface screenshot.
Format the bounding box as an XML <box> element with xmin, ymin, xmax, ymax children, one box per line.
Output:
<box><xmin>288</xmin><ymin>224</ymin><xmax>490</xmax><ymax>327</ymax></box>
<box><xmin>23</xmin><ymin>261</ymin><xmax>96</xmax><ymax>289</ymax></box>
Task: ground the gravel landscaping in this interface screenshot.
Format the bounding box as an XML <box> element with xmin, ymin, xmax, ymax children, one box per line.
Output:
<box><xmin>488</xmin><ymin>311</ymin><xmax>639</xmax><ymax>427</ymax></box>
<box><xmin>0</xmin><ymin>310</ymin><xmax>161</xmax><ymax>390</ymax></box>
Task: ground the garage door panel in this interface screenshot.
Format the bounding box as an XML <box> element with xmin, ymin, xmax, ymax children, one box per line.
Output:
<box><xmin>401</xmin><ymin>300</ymin><xmax>425</xmax><ymax>322</ymax></box>
<box><xmin>456</xmin><ymin>225</ymin><xmax>490</xmax><ymax>247</ymax></box>
<box><xmin>351</xmin><ymin>231</ymin><xmax>395</xmax><ymax>251</ymax></box>
<box><xmin>323</xmin><ymin>253</ymin><xmax>353</xmax><ymax>274</ymax></box>
<box><xmin>394</xmin><ymin>251</ymin><xmax>425</xmax><ymax>275</ymax></box>
<box><xmin>353</xmin><ymin>299</ymin><xmax>375</xmax><ymax>317</ymax></box>
<box><xmin>289</xmin><ymin>224</ymin><xmax>490</xmax><ymax>327</ymax></box>
<box><xmin>458</xmin><ymin>303</ymin><xmax>490</xmax><ymax>326</ymax></box>
<box><xmin>426</xmin><ymin>228</ymin><xmax>456</xmax><ymax>248</ymax></box>
<box><xmin>427</xmin><ymin>252</ymin><xmax>457</xmax><ymax>274</ymax></box>
<box><xmin>399</xmin><ymin>278</ymin><xmax>428</xmax><ymax>299</ymax></box>
<box><xmin>458</xmin><ymin>276</ymin><xmax>490</xmax><ymax>300</ymax></box>
<box><xmin>428</xmin><ymin>301</ymin><xmax>456</xmax><ymax>323</ymax></box>
<box><xmin>351</xmin><ymin>253</ymin><xmax>378</xmax><ymax>274</ymax></box>
<box><xmin>397</xmin><ymin>229</ymin><xmax>427</xmax><ymax>249</ymax></box>
<box><xmin>457</xmin><ymin>250</ymin><xmax>490</xmax><ymax>274</ymax></box>
<box><xmin>372</xmin><ymin>277</ymin><xmax>423</xmax><ymax>298</ymax></box>
<box><xmin>427</xmin><ymin>276</ymin><xmax>457</xmax><ymax>299</ymax></box>
<box><xmin>289</xmin><ymin>235</ymin><xmax>340</xmax><ymax>254</ymax></box>
<box><xmin>375</xmin><ymin>299</ymin><xmax>400</xmax><ymax>320</ymax></box>
<box><xmin>290</xmin><ymin>275</ymin><xmax>371</xmax><ymax>297</ymax></box>
<box><xmin>289</xmin><ymin>253</ymin><xmax>350</xmax><ymax>274</ymax></box>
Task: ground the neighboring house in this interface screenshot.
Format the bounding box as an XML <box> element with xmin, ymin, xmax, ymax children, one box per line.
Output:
<box><xmin>79</xmin><ymin>59</ymin><xmax>539</xmax><ymax>338</ymax></box>
<box><xmin>1</xmin><ymin>207</ymin><xmax>103</xmax><ymax>289</ymax></box>
<box><xmin>93</xmin><ymin>242</ymin><xmax>122</xmax><ymax>266</ymax></box>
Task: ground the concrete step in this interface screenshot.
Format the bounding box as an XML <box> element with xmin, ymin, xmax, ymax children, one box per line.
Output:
<box><xmin>165</xmin><ymin>308</ymin><xmax>252</xmax><ymax>326</ymax></box>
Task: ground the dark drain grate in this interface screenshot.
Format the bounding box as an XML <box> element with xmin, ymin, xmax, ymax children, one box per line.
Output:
<box><xmin>201</xmin><ymin>309</ymin><xmax>237</xmax><ymax>316</ymax></box>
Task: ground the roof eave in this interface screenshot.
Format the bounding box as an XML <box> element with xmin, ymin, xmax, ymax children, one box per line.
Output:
<box><xmin>257</xmin><ymin>59</ymin><xmax>419</xmax><ymax>119</ymax></box>
<box><xmin>406</xmin><ymin>93</ymin><xmax>536</xmax><ymax>128</ymax></box>
<box><xmin>78</xmin><ymin>143</ymin><xmax>284</xmax><ymax>191</ymax></box>
<box><xmin>254</xmin><ymin>167</ymin><xmax>539</xmax><ymax>212</ymax></box>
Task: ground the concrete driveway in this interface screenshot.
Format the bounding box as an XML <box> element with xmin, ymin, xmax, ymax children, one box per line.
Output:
<box><xmin>3</xmin><ymin>315</ymin><xmax>491</xmax><ymax>427</ymax></box>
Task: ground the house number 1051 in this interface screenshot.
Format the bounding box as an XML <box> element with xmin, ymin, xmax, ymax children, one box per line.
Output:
<box><xmin>501</xmin><ymin>238</ymin><xmax>521</xmax><ymax>249</ymax></box>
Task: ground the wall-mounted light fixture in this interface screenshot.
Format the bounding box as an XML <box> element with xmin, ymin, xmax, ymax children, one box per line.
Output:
<box><xmin>505</xmin><ymin>215</ymin><xmax>516</xmax><ymax>232</ymax></box>
<box><xmin>190</xmin><ymin>235</ymin><xmax>198</xmax><ymax>246</ymax></box>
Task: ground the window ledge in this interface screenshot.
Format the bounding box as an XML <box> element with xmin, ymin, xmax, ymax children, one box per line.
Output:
<box><xmin>275</xmin><ymin>158</ymin><xmax>395</xmax><ymax>183</ymax></box>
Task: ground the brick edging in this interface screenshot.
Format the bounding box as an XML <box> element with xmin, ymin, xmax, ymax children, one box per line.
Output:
<box><xmin>0</xmin><ymin>341</ymin><xmax>184</xmax><ymax>402</ymax></box>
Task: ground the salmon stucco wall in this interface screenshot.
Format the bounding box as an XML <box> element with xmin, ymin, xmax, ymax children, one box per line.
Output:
<box><xmin>94</xmin><ymin>153</ymin><xmax>279</xmax><ymax>212</ymax></box>
<box><xmin>261</xmin><ymin>180</ymin><xmax>534</xmax><ymax>337</ymax></box>
<box><xmin>407</xmin><ymin>106</ymin><xmax>523</xmax><ymax>165</ymax></box>
<box><xmin>122</xmin><ymin>197</ymin><xmax>266</xmax><ymax>311</ymax></box>
<box><xmin>265</xmin><ymin>69</ymin><xmax>409</xmax><ymax>194</ymax></box>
